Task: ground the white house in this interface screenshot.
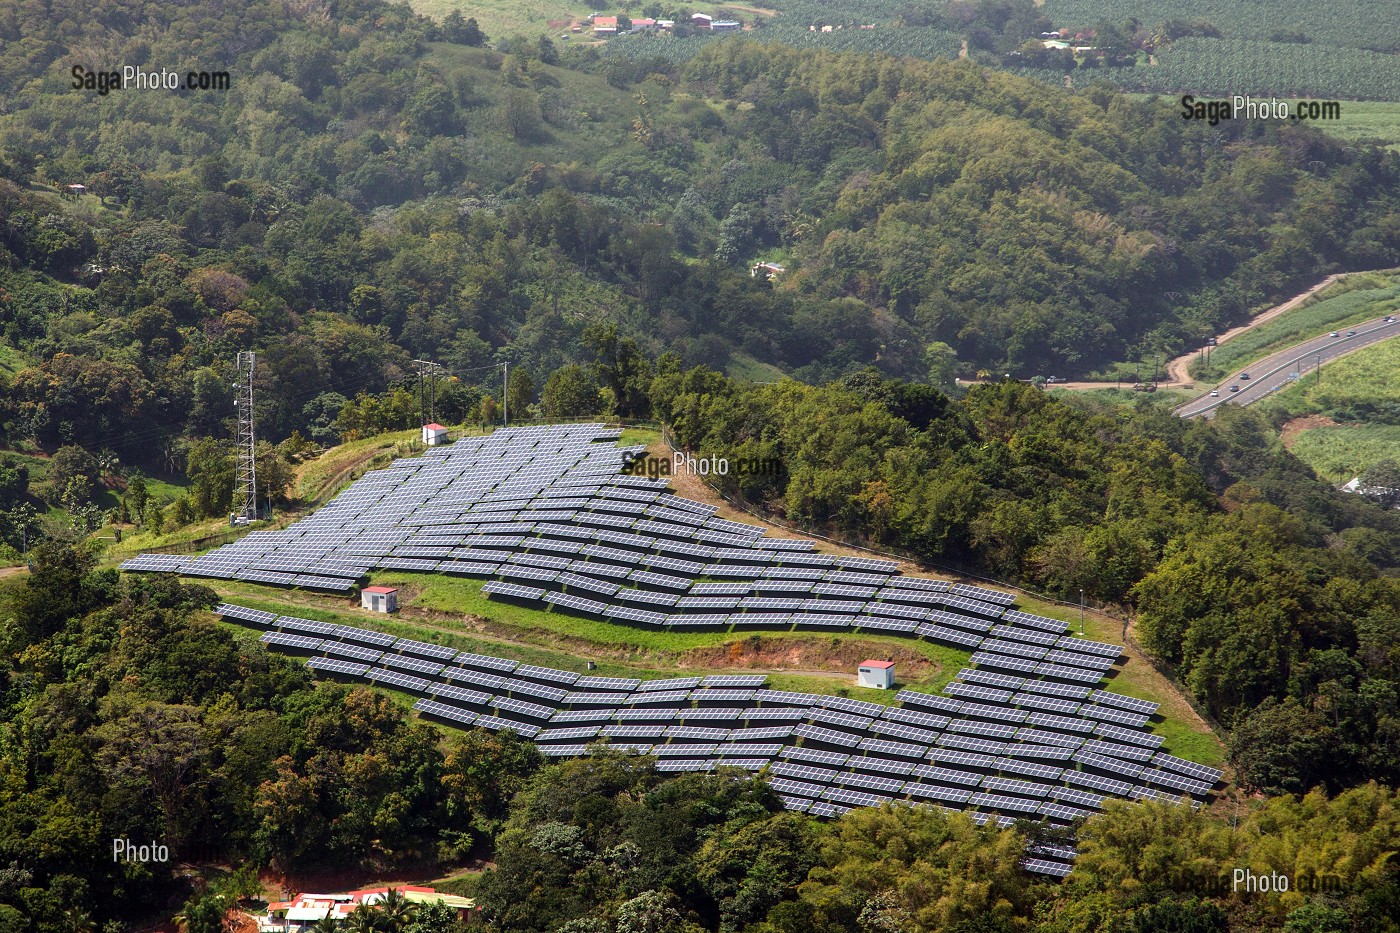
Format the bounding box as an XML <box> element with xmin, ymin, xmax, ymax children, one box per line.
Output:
<box><xmin>712</xmin><ymin>20</ymin><xmax>741</xmax><ymax>31</ymax></box>
<box><xmin>361</xmin><ymin>586</ymin><xmax>398</xmax><ymax>613</ymax></box>
<box><xmin>858</xmin><ymin>659</ymin><xmax>895</xmax><ymax>689</ymax></box>
<box><xmin>422</xmin><ymin>422</ymin><xmax>449</xmax><ymax>446</ymax></box>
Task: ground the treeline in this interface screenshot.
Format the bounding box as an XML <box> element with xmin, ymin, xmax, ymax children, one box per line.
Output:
<box><xmin>653</xmin><ymin>368</ymin><xmax>1400</xmax><ymax>789</ymax></box>
<box><xmin>1</xmin><ymin>544</ymin><xmax>1397</xmax><ymax>932</ymax></box>
<box><xmin>0</xmin><ymin>545</ymin><xmax>541</xmax><ymax>931</ymax></box>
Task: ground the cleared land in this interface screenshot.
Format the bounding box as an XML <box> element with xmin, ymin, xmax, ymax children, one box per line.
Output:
<box><xmin>122</xmin><ymin>423</ymin><xmax>1225</xmax><ymax>765</ymax></box>
<box><xmin>409</xmin><ymin>0</ymin><xmax>587</xmax><ymax>35</ymax></box>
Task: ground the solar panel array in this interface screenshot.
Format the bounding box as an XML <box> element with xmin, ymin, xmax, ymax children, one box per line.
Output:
<box><xmin>126</xmin><ymin>426</ymin><xmax>1130</xmax><ymax>690</ymax></box>
<box><xmin>126</xmin><ymin>424</ymin><xmax>1222</xmax><ymax>877</ymax></box>
<box><xmin>222</xmin><ymin>603</ymin><xmax>1223</xmax><ymax>880</ymax></box>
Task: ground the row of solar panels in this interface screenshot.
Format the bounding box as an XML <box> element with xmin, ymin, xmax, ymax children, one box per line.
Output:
<box><xmin>236</xmin><ymin>607</ymin><xmax>1219</xmax><ymax>793</ymax></box>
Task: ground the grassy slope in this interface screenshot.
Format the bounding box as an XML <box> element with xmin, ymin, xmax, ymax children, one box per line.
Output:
<box><xmin>1188</xmin><ymin>271</ymin><xmax>1400</xmax><ymax>380</ymax></box>
<box><xmin>1288</xmin><ymin>424</ymin><xmax>1400</xmax><ymax>479</ymax></box>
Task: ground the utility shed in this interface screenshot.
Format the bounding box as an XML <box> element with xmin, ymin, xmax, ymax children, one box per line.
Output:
<box><xmin>362</xmin><ymin>586</ymin><xmax>398</xmax><ymax>613</ymax></box>
<box><xmin>422</xmin><ymin>423</ymin><xmax>449</xmax><ymax>446</ymax></box>
<box><xmin>858</xmin><ymin>659</ymin><xmax>895</xmax><ymax>689</ymax></box>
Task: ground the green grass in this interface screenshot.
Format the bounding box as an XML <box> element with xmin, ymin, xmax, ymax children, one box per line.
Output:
<box><xmin>0</xmin><ymin>343</ymin><xmax>28</xmax><ymax>377</ymax></box>
<box><xmin>211</xmin><ymin>582</ymin><xmax>968</xmax><ymax>697</ymax></box>
<box><xmin>409</xmin><ymin>0</ymin><xmax>588</xmax><ymax>35</ymax></box>
<box><xmin>1287</xmin><ymin>423</ymin><xmax>1400</xmax><ymax>480</ymax></box>
<box><xmin>367</xmin><ymin>572</ymin><xmax>970</xmax><ymax>679</ymax></box>
<box><xmin>727</xmin><ymin>351</ymin><xmax>788</xmax><ymax>384</ymax></box>
<box><xmin>1189</xmin><ymin>271</ymin><xmax>1400</xmax><ymax>380</ymax></box>
<box><xmin>1308</xmin><ymin>101</ymin><xmax>1400</xmax><ymax>150</ymax></box>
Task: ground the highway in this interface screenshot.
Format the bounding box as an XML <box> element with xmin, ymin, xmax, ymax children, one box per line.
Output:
<box><xmin>1175</xmin><ymin>316</ymin><xmax>1400</xmax><ymax>419</ymax></box>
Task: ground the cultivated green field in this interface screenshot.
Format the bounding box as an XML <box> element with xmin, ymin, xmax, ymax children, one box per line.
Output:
<box><xmin>1310</xmin><ymin>101</ymin><xmax>1400</xmax><ymax>149</ymax></box>
<box><xmin>1261</xmin><ymin>337</ymin><xmax>1400</xmax><ymax>477</ymax></box>
<box><xmin>409</xmin><ymin>0</ymin><xmax>588</xmax><ymax>36</ymax></box>
<box><xmin>1289</xmin><ymin>424</ymin><xmax>1400</xmax><ymax>480</ymax></box>
<box><xmin>1190</xmin><ymin>271</ymin><xmax>1400</xmax><ymax>380</ymax></box>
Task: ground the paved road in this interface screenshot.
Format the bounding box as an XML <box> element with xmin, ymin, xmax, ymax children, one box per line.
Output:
<box><xmin>1175</xmin><ymin>316</ymin><xmax>1400</xmax><ymax>419</ymax></box>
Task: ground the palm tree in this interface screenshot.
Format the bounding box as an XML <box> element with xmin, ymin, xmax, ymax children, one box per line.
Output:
<box><xmin>96</xmin><ymin>449</ymin><xmax>121</xmax><ymax>486</ymax></box>
<box><xmin>59</xmin><ymin>909</ymin><xmax>96</xmax><ymax>933</ymax></box>
<box><xmin>341</xmin><ymin>903</ymin><xmax>383</xmax><ymax>933</ymax></box>
<box><xmin>376</xmin><ymin>888</ymin><xmax>415</xmax><ymax>932</ymax></box>
<box><xmin>309</xmin><ymin>916</ymin><xmax>340</xmax><ymax>933</ymax></box>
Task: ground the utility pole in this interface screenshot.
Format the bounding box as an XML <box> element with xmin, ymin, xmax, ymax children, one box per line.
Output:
<box><xmin>233</xmin><ymin>351</ymin><xmax>258</xmax><ymax>523</ymax></box>
<box><xmin>502</xmin><ymin>360</ymin><xmax>510</xmax><ymax>427</ymax></box>
<box><xmin>413</xmin><ymin>359</ymin><xmax>445</xmax><ymax>425</ymax></box>
<box><xmin>1079</xmin><ymin>588</ymin><xmax>1085</xmax><ymax>635</ymax></box>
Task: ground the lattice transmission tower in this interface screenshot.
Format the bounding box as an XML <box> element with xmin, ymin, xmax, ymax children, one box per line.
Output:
<box><xmin>233</xmin><ymin>351</ymin><xmax>258</xmax><ymax>523</ymax></box>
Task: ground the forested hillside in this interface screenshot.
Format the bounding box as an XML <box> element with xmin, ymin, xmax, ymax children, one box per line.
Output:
<box><xmin>2</xmin><ymin>0</ymin><xmax>1398</xmax><ymax>429</ymax></box>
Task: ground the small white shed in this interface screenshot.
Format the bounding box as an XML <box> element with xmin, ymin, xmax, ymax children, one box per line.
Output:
<box><xmin>362</xmin><ymin>585</ymin><xmax>398</xmax><ymax>613</ymax></box>
<box><xmin>422</xmin><ymin>423</ymin><xmax>449</xmax><ymax>446</ymax></box>
<box><xmin>858</xmin><ymin>659</ymin><xmax>895</xmax><ymax>689</ymax></box>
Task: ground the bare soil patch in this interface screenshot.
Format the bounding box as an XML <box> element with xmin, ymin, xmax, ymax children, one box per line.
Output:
<box><xmin>1280</xmin><ymin>414</ymin><xmax>1339</xmax><ymax>448</ymax></box>
<box><xmin>682</xmin><ymin>634</ymin><xmax>938</xmax><ymax>679</ymax></box>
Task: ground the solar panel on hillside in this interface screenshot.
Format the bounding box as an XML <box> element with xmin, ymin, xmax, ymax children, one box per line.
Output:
<box><xmin>1080</xmin><ymin>705</ymin><xmax>1151</xmax><ymax>729</ymax></box>
<box><xmin>1055</xmin><ymin>636</ymin><xmax>1122</xmax><ymax>658</ymax></box>
<box><xmin>365</xmin><ymin>668</ymin><xmax>433</xmax><ymax>695</ymax></box>
<box><xmin>988</xmin><ymin>624</ymin><xmax>1060</xmax><ymax>647</ymax></box>
<box><xmin>923</xmin><ymin>752</ymin><xmax>996</xmax><ymax>778</ymax></box>
<box><xmin>431</xmin><ymin>684</ymin><xmax>491</xmax><ymax>706</ymax></box>
<box><xmin>380</xmin><ymin>654</ymin><xmax>446</xmax><ymax>677</ymax></box>
<box><xmin>918</xmin><ymin>624</ymin><xmax>985</xmax><ymax>649</ymax></box>
<box><xmin>1090</xmin><ymin>691</ymin><xmax>1159</xmax><ymax>715</ymax></box>
<box><xmin>535</xmin><ymin>726</ymin><xmax>603</xmax><ymax>742</ymax></box>
<box><xmin>1151</xmin><ymin>753</ymin><xmax>1222</xmax><ymax>784</ymax></box>
<box><xmin>413</xmin><ymin>699</ymin><xmax>478</xmax><ymax>727</ymax></box>
<box><xmin>1023</xmin><ymin>859</ymin><xmax>1072</xmax><ymax>878</ymax></box>
<box><xmin>614</xmin><ymin>588</ymin><xmax>681</xmax><ymax>606</ymax></box>
<box><xmin>896</xmin><ymin>691</ymin><xmax>964</xmax><ymax>716</ymax></box>
<box><xmin>881</xmin><ymin>707</ymin><xmax>950</xmax><ymax>731</ymax></box>
<box><xmin>474</xmin><ymin>715</ymin><xmax>542</xmax><ymax>738</ymax></box>
<box><xmin>260</xmin><ymin>632</ymin><xmax>324</xmax><ymax>652</ymax></box>
<box><xmin>1139</xmin><ymin>768</ymin><xmax>1214</xmax><ymax>797</ymax></box>
<box><xmin>307</xmin><ymin>657</ymin><xmax>370</xmax><ymax>678</ymax></box>
<box><xmin>1001</xmin><ymin>609</ymin><xmax>1068</xmax><ymax>633</ymax></box>
<box><xmin>1094</xmin><ymin>723</ymin><xmax>1164</xmax><ymax>749</ymax></box>
<box><xmin>442</xmin><ymin>667</ymin><xmax>508</xmax><ymax>691</ymax></box>
<box><xmin>1064</xmin><ymin>770</ymin><xmax>1134</xmax><ymax>798</ymax></box>
<box><xmin>944</xmin><ymin>682</ymin><xmax>1014</xmax><ymax>704</ymax></box>
<box><xmin>983</xmin><ymin>776</ymin><xmax>1053</xmax><ymax>799</ymax></box>
<box><xmin>994</xmin><ymin>757</ymin><xmax>1064</xmax><ymax>780</ymax></box>
<box><xmin>277</xmin><ymin>616</ymin><xmax>336</xmax><ymax>637</ymax></box>
<box><xmin>322</xmin><ymin>642</ymin><xmax>384</xmax><ymax>664</ymax></box>
<box><xmin>455</xmin><ymin>652</ymin><xmax>520</xmax><ymax>673</ymax></box>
